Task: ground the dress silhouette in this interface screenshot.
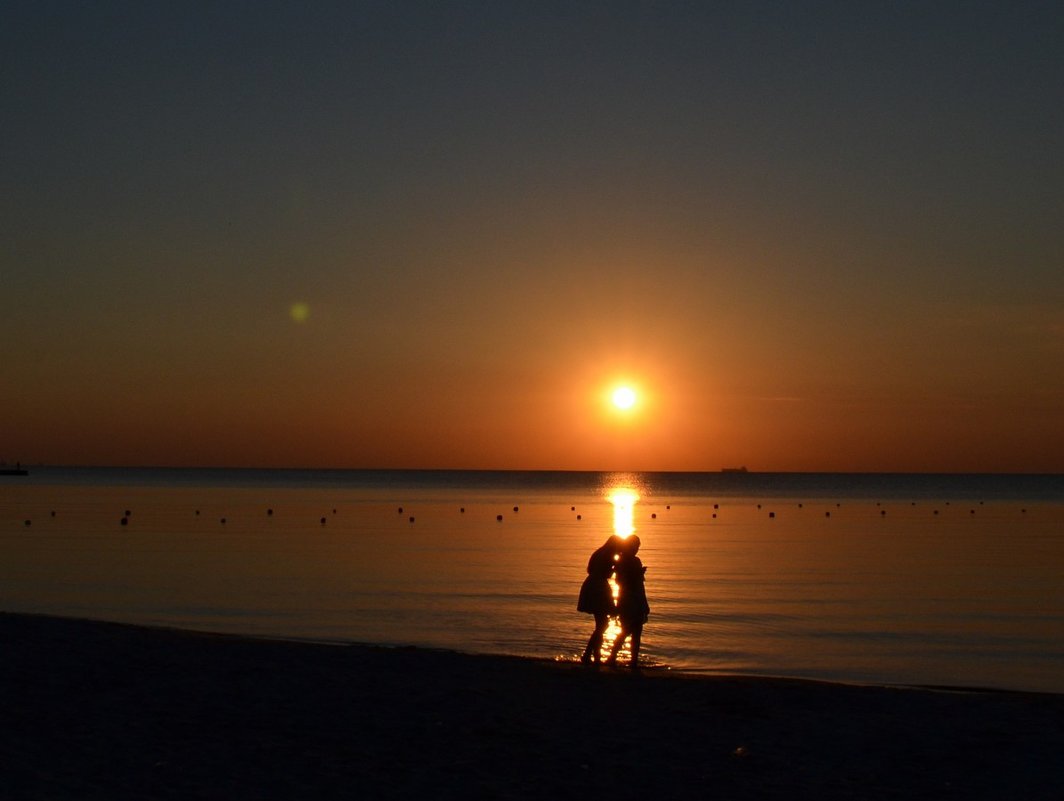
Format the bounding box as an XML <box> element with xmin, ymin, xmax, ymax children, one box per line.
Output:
<box><xmin>607</xmin><ymin>534</ymin><xmax>650</xmax><ymax>667</ymax></box>
<box><xmin>577</xmin><ymin>534</ymin><xmax>623</xmax><ymax>663</ymax></box>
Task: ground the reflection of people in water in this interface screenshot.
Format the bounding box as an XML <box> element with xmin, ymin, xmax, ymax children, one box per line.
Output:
<box><xmin>577</xmin><ymin>534</ymin><xmax>624</xmax><ymax>664</ymax></box>
<box><xmin>607</xmin><ymin>535</ymin><xmax>650</xmax><ymax>668</ymax></box>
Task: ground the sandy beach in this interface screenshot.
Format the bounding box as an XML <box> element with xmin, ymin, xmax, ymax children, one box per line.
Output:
<box><xmin>3</xmin><ymin>612</ymin><xmax>1062</xmax><ymax>800</ymax></box>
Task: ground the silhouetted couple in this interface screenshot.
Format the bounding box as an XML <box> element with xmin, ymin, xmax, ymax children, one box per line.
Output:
<box><xmin>577</xmin><ymin>534</ymin><xmax>650</xmax><ymax>667</ymax></box>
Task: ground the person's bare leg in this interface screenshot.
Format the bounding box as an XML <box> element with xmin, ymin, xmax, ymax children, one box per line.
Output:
<box><xmin>628</xmin><ymin>624</ymin><xmax>643</xmax><ymax>668</ymax></box>
<box><xmin>607</xmin><ymin>623</ymin><xmax>628</xmax><ymax>664</ymax></box>
<box><xmin>582</xmin><ymin>613</ymin><xmax>609</xmax><ymax>663</ymax></box>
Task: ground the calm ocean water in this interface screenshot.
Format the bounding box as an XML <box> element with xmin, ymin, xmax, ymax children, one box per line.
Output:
<box><xmin>3</xmin><ymin>467</ymin><xmax>1062</xmax><ymax>693</ymax></box>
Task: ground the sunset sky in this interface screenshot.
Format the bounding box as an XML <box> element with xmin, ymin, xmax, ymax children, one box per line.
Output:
<box><xmin>3</xmin><ymin>2</ymin><xmax>1062</xmax><ymax>472</ymax></box>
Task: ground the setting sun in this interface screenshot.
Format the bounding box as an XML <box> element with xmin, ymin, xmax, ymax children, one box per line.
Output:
<box><xmin>612</xmin><ymin>386</ymin><xmax>637</xmax><ymax>410</ymax></box>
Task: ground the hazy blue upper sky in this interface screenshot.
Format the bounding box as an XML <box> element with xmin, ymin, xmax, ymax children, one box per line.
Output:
<box><xmin>3</xmin><ymin>2</ymin><xmax>1062</xmax><ymax>470</ymax></box>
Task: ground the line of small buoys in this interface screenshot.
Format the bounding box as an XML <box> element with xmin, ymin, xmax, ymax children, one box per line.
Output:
<box><xmin>10</xmin><ymin>495</ymin><xmax>1034</xmax><ymax>535</ymax></box>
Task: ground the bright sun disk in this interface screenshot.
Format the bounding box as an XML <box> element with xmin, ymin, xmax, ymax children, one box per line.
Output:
<box><xmin>612</xmin><ymin>386</ymin><xmax>637</xmax><ymax>410</ymax></box>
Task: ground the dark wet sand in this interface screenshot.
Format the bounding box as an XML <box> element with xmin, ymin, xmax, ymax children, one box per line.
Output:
<box><xmin>3</xmin><ymin>613</ymin><xmax>1062</xmax><ymax>800</ymax></box>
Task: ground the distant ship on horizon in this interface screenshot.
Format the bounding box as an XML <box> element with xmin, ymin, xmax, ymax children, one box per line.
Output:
<box><xmin>721</xmin><ymin>466</ymin><xmax>748</xmax><ymax>474</ymax></box>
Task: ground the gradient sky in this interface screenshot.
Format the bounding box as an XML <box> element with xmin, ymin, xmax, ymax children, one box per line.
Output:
<box><xmin>3</xmin><ymin>1</ymin><xmax>1062</xmax><ymax>472</ymax></box>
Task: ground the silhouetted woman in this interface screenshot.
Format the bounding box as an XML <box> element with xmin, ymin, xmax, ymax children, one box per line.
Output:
<box><xmin>607</xmin><ymin>535</ymin><xmax>650</xmax><ymax>668</ymax></box>
<box><xmin>578</xmin><ymin>534</ymin><xmax>623</xmax><ymax>663</ymax></box>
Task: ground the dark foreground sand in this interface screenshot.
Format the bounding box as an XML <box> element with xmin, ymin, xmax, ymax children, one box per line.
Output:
<box><xmin>3</xmin><ymin>613</ymin><xmax>1062</xmax><ymax>800</ymax></box>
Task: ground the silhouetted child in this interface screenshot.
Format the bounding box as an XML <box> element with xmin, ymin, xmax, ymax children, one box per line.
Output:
<box><xmin>607</xmin><ymin>535</ymin><xmax>649</xmax><ymax>668</ymax></box>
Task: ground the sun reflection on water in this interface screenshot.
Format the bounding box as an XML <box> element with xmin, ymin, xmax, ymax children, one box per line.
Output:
<box><xmin>599</xmin><ymin>483</ymin><xmax>641</xmax><ymax>661</ymax></box>
<box><xmin>607</xmin><ymin>487</ymin><xmax>639</xmax><ymax>540</ymax></box>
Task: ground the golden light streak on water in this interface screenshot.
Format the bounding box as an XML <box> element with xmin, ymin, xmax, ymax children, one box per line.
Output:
<box><xmin>607</xmin><ymin>487</ymin><xmax>639</xmax><ymax>539</ymax></box>
<box><xmin>591</xmin><ymin>485</ymin><xmax>642</xmax><ymax>661</ymax></box>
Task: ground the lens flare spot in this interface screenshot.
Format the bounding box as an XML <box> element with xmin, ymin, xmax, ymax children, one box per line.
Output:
<box><xmin>290</xmin><ymin>302</ymin><xmax>310</xmax><ymax>323</ymax></box>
